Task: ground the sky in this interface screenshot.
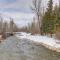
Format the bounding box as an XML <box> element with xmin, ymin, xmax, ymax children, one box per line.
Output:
<box><xmin>0</xmin><ymin>0</ymin><xmax>59</xmax><ymax>27</ymax></box>
<box><xmin>0</xmin><ymin>0</ymin><xmax>33</xmax><ymax>13</ymax></box>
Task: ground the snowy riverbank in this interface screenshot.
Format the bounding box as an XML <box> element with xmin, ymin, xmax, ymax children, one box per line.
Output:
<box><xmin>15</xmin><ymin>32</ymin><xmax>60</xmax><ymax>52</ymax></box>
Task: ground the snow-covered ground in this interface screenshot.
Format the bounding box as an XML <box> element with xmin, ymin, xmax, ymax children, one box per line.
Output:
<box><xmin>15</xmin><ymin>32</ymin><xmax>60</xmax><ymax>52</ymax></box>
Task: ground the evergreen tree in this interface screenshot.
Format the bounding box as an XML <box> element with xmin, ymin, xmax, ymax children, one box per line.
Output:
<box><xmin>53</xmin><ymin>4</ymin><xmax>59</xmax><ymax>32</ymax></box>
<box><xmin>57</xmin><ymin>1</ymin><xmax>60</xmax><ymax>26</ymax></box>
<box><xmin>53</xmin><ymin>2</ymin><xmax>60</xmax><ymax>32</ymax></box>
<box><xmin>42</xmin><ymin>0</ymin><xmax>54</xmax><ymax>35</ymax></box>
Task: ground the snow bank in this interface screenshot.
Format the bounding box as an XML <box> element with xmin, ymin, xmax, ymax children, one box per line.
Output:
<box><xmin>15</xmin><ymin>32</ymin><xmax>60</xmax><ymax>52</ymax></box>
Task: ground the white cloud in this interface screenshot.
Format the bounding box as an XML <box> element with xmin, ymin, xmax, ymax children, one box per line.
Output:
<box><xmin>0</xmin><ymin>12</ymin><xmax>35</xmax><ymax>27</ymax></box>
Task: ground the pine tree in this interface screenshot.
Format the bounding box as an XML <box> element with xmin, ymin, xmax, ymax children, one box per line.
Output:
<box><xmin>53</xmin><ymin>2</ymin><xmax>60</xmax><ymax>31</ymax></box>
<box><xmin>42</xmin><ymin>0</ymin><xmax>54</xmax><ymax>35</ymax></box>
<box><xmin>53</xmin><ymin>4</ymin><xmax>58</xmax><ymax>32</ymax></box>
<box><xmin>54</xmin><ymin>1</ymin><xmax>60</xmax><ymax>39</ymax></box>
<box><xmin>57</xmin><ymin>1</ymin><xmax>60</xmax><ymax>26</ymax></box>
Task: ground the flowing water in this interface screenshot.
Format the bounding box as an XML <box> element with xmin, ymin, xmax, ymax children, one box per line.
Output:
<box><xmin>0</xmin><ymin>36</ymin><xmax>60</xmax><ymax>60</ymax></box>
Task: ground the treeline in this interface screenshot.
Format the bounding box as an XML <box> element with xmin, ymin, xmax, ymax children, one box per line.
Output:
<box><xmin>42</xmin><ymin>0</ymin><xmax>60</xmax><ymax>35</ymax></box>
<box><xmin>22</xmin><ymin>0</ymin><xmax>60</xmax><ymax>37</ymax></box>
<box><xmin>19</xmin><ymin>20</ymin><xmax>40</xmax><ymax>34</ymax></box>
<box><xmin>0</xmin><ymin>16</ymin><xmax>19</xmax><ymax>38</ymax></box>
<box><xmin>26</xmin><ymin>20</ymin><xmax>40</xmax><ymax>34</ymax></box>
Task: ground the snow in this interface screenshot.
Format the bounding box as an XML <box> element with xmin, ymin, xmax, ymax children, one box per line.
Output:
<box><xmin>15</xmin><ymin>32</ymin><xmax>60</xmax><ymax>49</ymax></box>
<box><xmin>0</xmin><ymin>36</ymin><xmax>20</xmax><ymax>52</ymax></box>
<box><xmin>15</xmin><ymin>32</ymin><xmax>31</xmax><ymax>36</ymax></box>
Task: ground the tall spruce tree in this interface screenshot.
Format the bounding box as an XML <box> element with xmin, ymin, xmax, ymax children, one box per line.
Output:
<box><xmin>53</xmin><ymin>4</ymin><xmax>59</xmax><ymax>32</ymax></box>
<box><xmin>55</xmin><ymin>0</ymin><xmax>60</xmax><ymax>39</ymax></box>
<box><xmin>53</xmin><ymin>1</ymin><xmax>60</xmax><ymax>31</ymax></box>
<box><xmin>42</xmin><ymin>0</ymin><xmax>54</xmax><ymax>35</ymax></box>
<box><xmin>57</xmin><ymin>1</ymin><xmax>60</xmax><ymax>26</ymax></box>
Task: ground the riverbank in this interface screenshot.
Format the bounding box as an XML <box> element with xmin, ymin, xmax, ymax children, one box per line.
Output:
<box><xmin>15</xmin><ymin>32</ymin><xmax>60</xmax><ymax>52</ymax></box>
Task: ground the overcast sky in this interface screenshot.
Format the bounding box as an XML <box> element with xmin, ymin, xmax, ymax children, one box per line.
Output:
<box><xmin>0</xmin><ymin>0</ymin><xmax>33</xmax><ymax>13</ymax></box>
<box><xmin>0</xmin><ymin>0</ymin><xmax>59</xmax><ymax>27</ymax></box>
<box><xmin>0</xmin><ymin>0</ymin><xmax>59</xmax><ymax>13</ymax></box>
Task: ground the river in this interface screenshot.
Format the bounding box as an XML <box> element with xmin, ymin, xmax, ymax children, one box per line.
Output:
<box><xmin>0</xmin><ymin>36</ymin><xmax>60</xmax><ymax>60</ymax></box>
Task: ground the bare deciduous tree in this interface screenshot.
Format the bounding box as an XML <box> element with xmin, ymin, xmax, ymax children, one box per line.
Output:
<box><xmin>9</xmin><ymin>18</ymin><xmax>14</xmax><ymax>34</ymax></box>
<box><xmin>2</xmin><ymin>21</ymin><xmax>8</xmax><ymax>38</ymax></box>
<box><xmin>31</xmin><ymin>0</ymin><xmax>42</xmax><ymax>34</ymax></box>
<box><xmin>0</xmin><ymin>15</ymin><xmax>3</xmax><ymax>34</ymax></box>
